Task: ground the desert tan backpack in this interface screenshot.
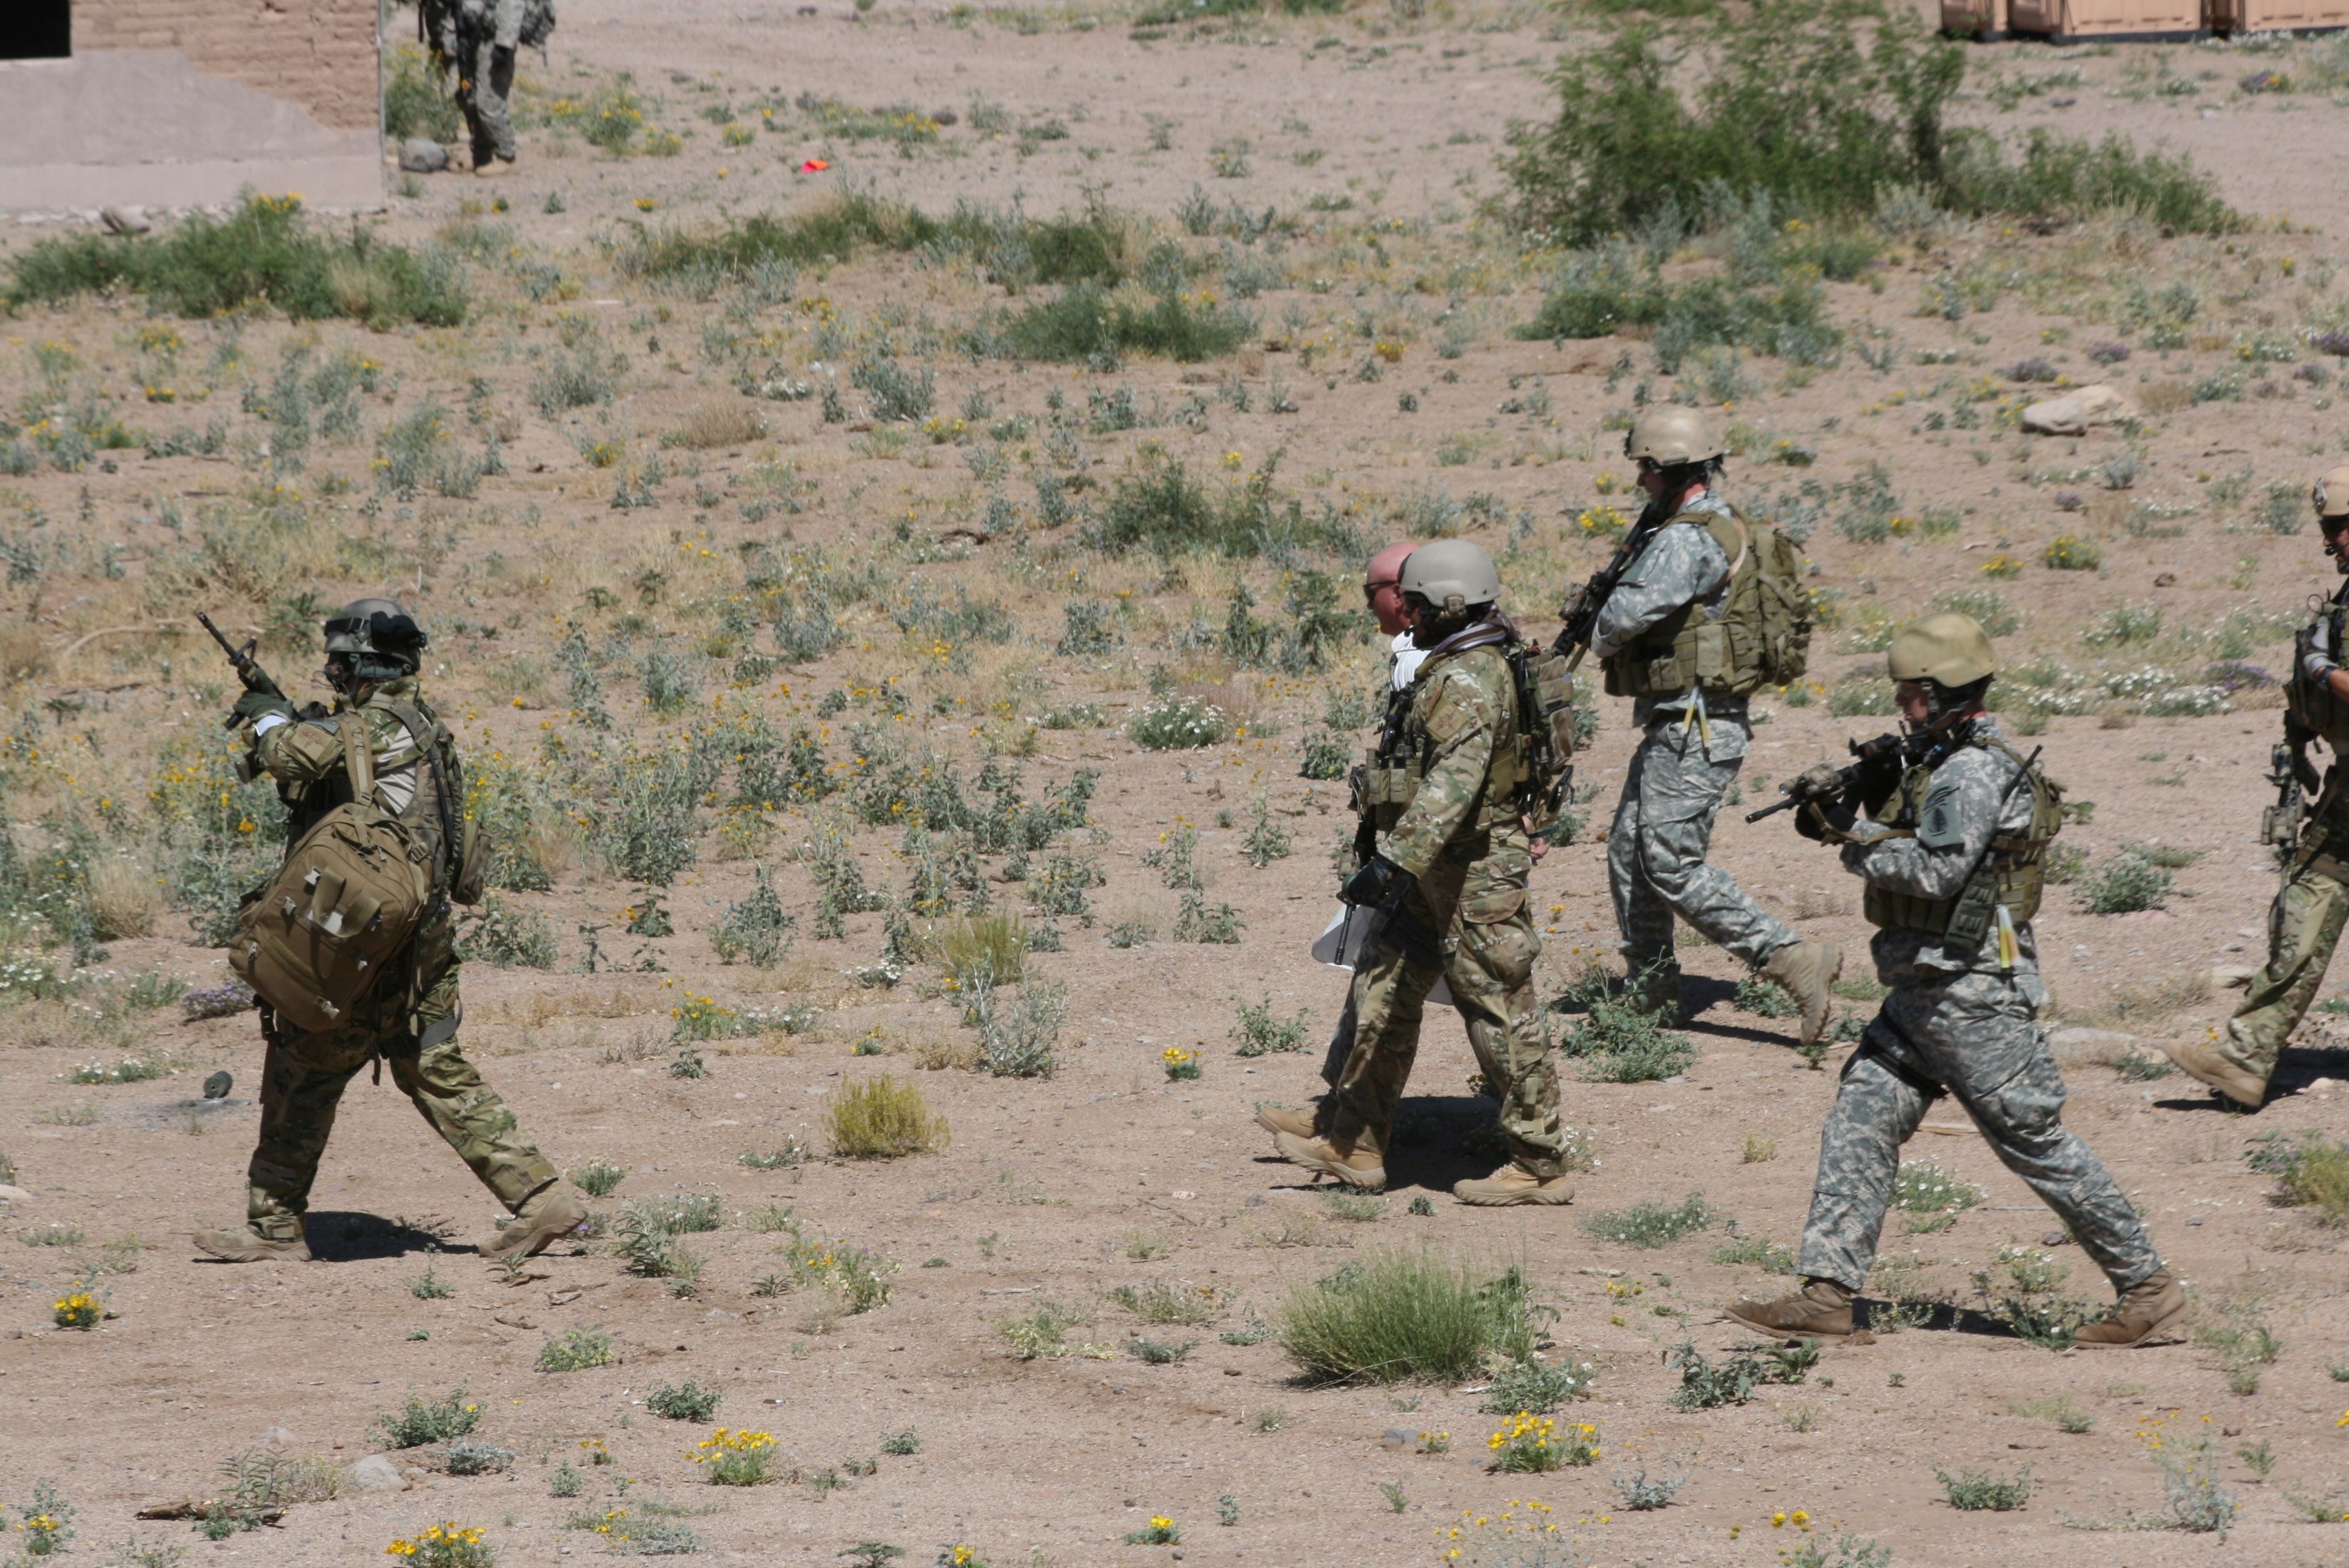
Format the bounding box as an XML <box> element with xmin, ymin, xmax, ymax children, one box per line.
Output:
<box><xmin>229</xmin><ymin>711</ymin><xmax>438</xmax><ymax>1033</ymax></box>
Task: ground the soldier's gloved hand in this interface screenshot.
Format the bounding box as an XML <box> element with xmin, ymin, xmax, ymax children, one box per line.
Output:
<box><xmin>233</xmin><ymin>690</ymin><xmax>296</xmax><ymax>726</ymax></box>
<box><xmin>1793</xmin><ymin>762</ymin><xmax>1844</xmax><ymax>800</ymax></box>
<box><xmin>1340</xmin><ymin>853</ymin><xmax>1416</xmax><ymax>915</ymax></box>
<box><xmin>1797</xmin><ymin>796</ymin><xmax>1860</xmax><ymax>844</ymax></box>
<box><xmin>2300</xmin><ymin>624</ymin><xmax>2338</xmax><ymax>683</ymax></box>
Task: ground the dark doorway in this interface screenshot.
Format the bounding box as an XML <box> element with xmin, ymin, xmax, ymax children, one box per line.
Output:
<box><xmin>0</xmin><ymin>2</ymin><xmax>71</xmax><ymax>61</ymax></box>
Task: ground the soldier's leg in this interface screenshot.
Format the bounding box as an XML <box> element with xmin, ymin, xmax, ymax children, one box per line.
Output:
<box><xmin>245</xmin><ymin>1019</ymin><xmax>376</xmax><ymax>1230</ymax></box>
<box><xmin>2224</xmin><ymin>858</ymin><xmax>2349</xmax><ymax>1084</ymax></box>
<box><xmin>1447</xmin><ymin>852</ymin><xmax>1566</xmax><ymax>1176</ymax></box>
<box><xmin>454</xmin><ymin>40</ymin><xmax>490</xmax><ymax>165</ymax></box>
<box><xmin>472</xmin><ymin>40</ymin><xmax>519</xmax><ymax>163</ymax></box>
<box><xmin>1607</xmin><ymin>731</ymin><xmax>1678</xmax><ymax>978</ymax></box>
<box><xmin>1793</xmin><ymin>1026</ymin><xmax>1934</xmax><ymax>1290</ymax></box>
<box><xmin>1328</xmin><ymin>939</ymin><xmax>1445</xmax><ymax>1166</ymax></box>
<box><xmin>1941</xmin><ymin>1021</ymin><xmax>2162</xmax><ymax>1293</ymax></box>
<box><xmin>385</xmin><ymin>961</ymin><xmax>557</xmax><ymax>1212</ymax></box>
<box><xmin>1625</xmin><ymin>731</ymin><xmax>1797</xmax><ymax>968</ymax></box>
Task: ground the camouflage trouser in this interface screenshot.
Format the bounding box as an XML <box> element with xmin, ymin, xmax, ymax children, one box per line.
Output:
<box><xmin>1796</xmin><ymin>970</ymin><xmax>2160</xmax><ymax>1294</ymax></box>
<box><xmin>2224</xmin><ymin>850</ymin><xmax>2349</xmax><ymax>1083</ymax></box>
<box><xmin>245</xmin><ymin>927</ymin><xmax>555</xmax><ymax>1233</ymax></box>
<box><xmin>1607</xmin><ymin>719</ymin><xmax>1796</xmax><ymax>974</ymax></box>
<box><xmin>1330</xmin><ymin>832</ymin><xmax>1567</xmax><ymax>1176</ymax></box>
<box><xmin>457</xmin><ymin>32</ymin><xmax>518</xmax><ymax>163</ymax></box>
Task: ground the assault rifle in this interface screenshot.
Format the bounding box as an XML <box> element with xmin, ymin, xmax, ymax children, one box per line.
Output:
<box><xmin>1548</xmin><ymin>495</ymin><xmax>1672</xmax><ymax>668</ymax></box>
<box><xmin>1746</xmin><ymin>708</ymin><xmax>1969</xmax><ymax>825</ymax></box>
<box><xmin>2262</xmin><ymin>720</ymin><xmax>2318</xmax><ymax>887</ymax></box>
<box><xmin>196</xmin><ymin>611</ymin><xmax>289</xmax><ymax>731</ymax></box>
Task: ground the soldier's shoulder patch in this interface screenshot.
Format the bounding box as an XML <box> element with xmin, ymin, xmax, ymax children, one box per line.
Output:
<box><xmin>1917</xmin><ymin>772</ymin><xmax>1967</xmax><ymax>848</ymax></box>
<box><xmin>1418</xmin><ymin>670</ymin><xmax>1486</xmax><ymax>745</ymax></box>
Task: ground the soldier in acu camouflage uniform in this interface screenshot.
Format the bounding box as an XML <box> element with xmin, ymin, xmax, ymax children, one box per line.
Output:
<box><xmin>1262</xmin><ymin>541</ymin><xmax>1574</xmax><ymax>1207</ymax></box>
<box><xmin>194</xmin><ymin>601</ymin><xmax>581</xmax><ymax>1263</ymax></box>
<box><xmin>2168</xmin><ymin>466</ymin><xmax>2349</xmax><ymax>1108</ymax></box>
<box><xmin>1592</xmin><ymin>406</ymin><xmax>1842</xmax><ymax>1043</ymax></box>
<box><xmin>1727</xmin><ymin>614</ymin><xmax>2180</xmax><ymax>1348</ymax></box>
<box><xmin>424</xmin><ymin>0</ymin><xmax>526</xmax><ymax>176</ymax></box>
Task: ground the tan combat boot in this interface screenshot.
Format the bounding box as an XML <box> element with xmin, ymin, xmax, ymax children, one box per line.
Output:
<box><xmin>1453</xmin><ymin>1164</ymin><xmax>1575</xmax><ymax>1207</ymax></box>
<box><xmin>1762</xmin><ymin>938</ymin><xmax>1844</xmax><ymax>1048</ymax></box>
<box><xmin>193</xmin><ymin>1217</ymin><xmax>311</xmax><ymax>1263</ymax></box>
<box><xmin>1629</xmin><ymin>962</ymin><xmax>1683</xmax><ymax>1020</ymax></box>
<box><xmin>2160</xmin><ymin>1033</ymin><xmax>2267</xmax><ymax>1110</ymax></box>
<box><xmin>1270</xmin><ymin>1130</ymin><xmax>1386</xmax><ymax>1192</ymax></box>
<box><xmin>483</xmin><ymin>1185</ymin><xmax>586</xmax><ymax>1260</ymax></box>
<box><xmin>1724</xmin><ymin>1277</ymin><xmax>1854</xmax><ymax>1339</ymax></box>
<box><xmin>2073</xmin><ymin>1267</ymin><xmax>2186</xmax><ymax>1349</ymax></box>
<box><xmin>473</xmin><ymin>157</ymin><xmax>516</xmax><ymax>178</ymax></box>
<box><xmin>1254</xmin><ymin>1101</ymin><xmax>1330</xmax><ymax>1143</ymax></box>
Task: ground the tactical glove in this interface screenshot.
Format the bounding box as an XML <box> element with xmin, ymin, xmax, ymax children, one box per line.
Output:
<box><xmin>233</xmin><ymin>690</ymin><xmax>296</xmax><ymax>726</ymax></box>
<box><xmin>1796</xmin><ymin>796</ymin><xmax>1861</xmax><ymax>845</ymax></box>
<box><xmin>1340</xmin><ymin>853</ymin><xmax>1416</xmax><ymax>915</ymax></box>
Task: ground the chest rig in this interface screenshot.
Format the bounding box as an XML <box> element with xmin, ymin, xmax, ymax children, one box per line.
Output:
<box><xmin>1351</xmin><ymin>646</ymin><xmax>1526</xmax><ymax>835</ymax></box>
<box><xmin>1861</xmin><ymin>736</ymin><xmax>2064</xmax><ymax>953</ymax></box>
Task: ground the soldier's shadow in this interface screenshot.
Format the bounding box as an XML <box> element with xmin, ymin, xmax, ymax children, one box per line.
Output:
<box><xmin>1681</xmin><ymin>976</ymin><xmax>1805</xmax><ymax>1048</ymax></box>
<box><xmin>2273</xmin><ymin>1043</ymin><xmax>2349</xmax><ymax>1097</ymax></box>
<box><xmin>1387</xmin><ymin>1094</ymin><xmax>1514</xmax><ymax>1192</ymax></box>
<box><xmin>304</xmin><ymin>1210</ymin><xmax>462</xmax><ymax>1262</ymax></box>
<box><xmin>1851</xmin><ymin>1299</ymin><xmax>2030</xmax><ymax>1339</ymax></box>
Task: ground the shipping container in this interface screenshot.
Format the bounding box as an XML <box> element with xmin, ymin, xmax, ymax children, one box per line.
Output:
<box><xmin>2007</xmin><ymin>0</ymin><xmax>2204</xmax><ymax>36</ymax></box>
<box><xmin>2209</xmin><ymin>0</ymin><xmax>2349</xmax><ymax>29</ymax></box>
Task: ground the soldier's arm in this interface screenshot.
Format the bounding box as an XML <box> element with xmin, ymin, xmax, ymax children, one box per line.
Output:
<box><xmin>1838</xmin><ymin>751</ymin><xmax>2005</xmax><ymax>897</ymax></box>
<box><xmin>250</xmin><ymin>711</ymin><xmax>353</xmax><ymax>785</ymax></box>
<box><xmin>1381</xmin><ymin>668</ymin><xmax>1501</xmax><ymax>877</ymax></box>
<box><xmin>1589</xmin><ymin>525</ymin><xmax>1730</xmax><ymax>659</ymax></box>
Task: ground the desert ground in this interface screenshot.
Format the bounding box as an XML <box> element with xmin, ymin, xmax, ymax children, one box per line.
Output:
<box><xmin>5</xmin><ymin>3</ymin><xmax>2349</xmax><ymax>1565</ymax></box>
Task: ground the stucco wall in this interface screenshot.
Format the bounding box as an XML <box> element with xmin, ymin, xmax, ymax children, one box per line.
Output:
<box><xmin>0</xmin><ymin>0</ymin><xmax>380</xmax><ymax>213</ymax></box>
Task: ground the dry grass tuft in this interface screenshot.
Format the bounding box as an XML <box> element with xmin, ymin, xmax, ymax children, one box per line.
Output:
<box><xmin>87</xmin><ymin>857</ymin><xmax>159</xmax><ymax>940</ymax></box>
<box><xmin>827</xmin><ymin>1074</ymin><xmax>950</xmax><ymax>1159</ymax></box>
<box><xmin>668</xmin><ymin>399</ymin><xmax>769</xmax><ymax>450</ymax></box>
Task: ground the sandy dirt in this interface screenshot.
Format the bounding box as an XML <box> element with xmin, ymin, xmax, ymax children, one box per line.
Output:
<box><xmin>5</xmin><ymin>7</ymin><xmax>2349</xmax><ymax>1566</ymax></box>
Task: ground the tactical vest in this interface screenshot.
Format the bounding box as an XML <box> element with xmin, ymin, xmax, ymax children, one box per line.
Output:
<box><xmin>1861</xmin><ymin>738</ymin><xmax>2064</xmax><ymax>950</ymax></box>
<box><xmin>1351</xmin><ymin>645</ymin><xmax>1526</xmax><ymax>835</ymax></box>
<box><xmin>2287</xmin><ymin>592</ymin><xmax>2349</xmax><ymax>750</ymax></box>
<box><xmin>1602</xmin><ymin>508</ymin><xmax>1813</xmax><ymax>700</ymax></box>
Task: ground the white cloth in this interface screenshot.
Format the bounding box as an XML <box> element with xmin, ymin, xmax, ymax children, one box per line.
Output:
<box><xmin>1390</xmin><ymin>631</ymin><xmax>1426</xmax><ymax>692</ymax></box>
<box><xmin>1312</xmin><ymin>905</ymin><xmax>1452</xmax><ymax>1004</ymax></box>
<box><xmin>253</xmin><ymin>712</ymin><xmax>289</xmax><ymax>736</ymax></box>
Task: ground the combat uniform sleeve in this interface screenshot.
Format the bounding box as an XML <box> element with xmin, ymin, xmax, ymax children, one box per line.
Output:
<box><xmin>252</xmin><ymin>712</ymin><xmax>354</xmax><ymax>784</ymax></box>
<box><xmin>1589</xmin><ymin>523</ymin><xmax>1730</xmax><ymax>659</ymax></box>
<box><xmin>1839</xmin><ymin>749</ymin><xmax>2015</xmax><ymax>897</ymax></box>
<box><xmin>1381</xmin><ymin>662</ymin><xmax>1502</xmax><ymax>878</ymax></box>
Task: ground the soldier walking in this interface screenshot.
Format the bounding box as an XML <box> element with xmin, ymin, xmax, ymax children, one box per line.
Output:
<box><xmin>423</xmin><ymin>0</ymin><xmax>529</xmax><ymax>176</ymax></box>
<box><xmin>2168</xmin><ymin>467</ymin><xmax>2349</xmax><ymax>1108</ymax></box>
<box><xmin>1586</xmin><ymin>407</ymin><xmax>1841</xmax><ymax>1042</ymax></box>
<box><xmin>1262</xmin><ymin>542</ymin><xmax>1575</xmax><ymax>1206</ymax></box>
<box><xmin>194</xmin><ymin>601</ymin><xmax>581</xmax><ymax>1262</ymax></box>
<box><xmin>1727</xmin><ymin>615</ymin><xmax>2180</xmax><ymax>1346</ymax></box>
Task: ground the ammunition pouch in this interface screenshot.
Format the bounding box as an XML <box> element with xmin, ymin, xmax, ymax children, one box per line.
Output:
<box><xmin>1860</xmin><ymin>741</ymin><xmax>2063</xmax><ymax>953</ymax></box>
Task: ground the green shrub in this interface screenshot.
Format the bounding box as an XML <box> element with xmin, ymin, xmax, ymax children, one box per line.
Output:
<box><xmin>456</xmin><ymin>895</ymin><xmax>556</xmax><ymax>968</ymax></box>
<box><xmin>1557</xmin><ymin>992</ymin><xmax>1698</xmax><ymax>1082</ymax></box>
<box><xmin>537</xmin><ymin>1325</ymin><xmax>616</xmax><ymax>1372</ymax></box>
<box><xmin>2247</xmin><ymin>1130</ymin><xmax>2349</xmax><ymax>1226</ymax></box>
<box><xmin>2043</xmin><ymin>535</ymin><xmax>2102</xmax><ymax>571</ymax></box>
<box><xmin>1477</xmin><ymin>1355</ymin><xmax>1598</xmax><ymax>1414</ymax></box>
<box><xmin>1583</xmin><ymin>1192</ymin><xmax>1715</xmax><ymax>1248</ymax></box>
<box><xmin>1929</xmin><ymin>589</ymin><xmax>2019</xmax><ymax>637</ymax></box>
<box><xmin>1938</xmin><ymin>1466</ymin><xmax>2033</xmax><ymax>1511</ymax></box>
<box><xmin>385</xmin><ymin>43</ymin><xmax>460</xmax><ymax>142</ymax></box>
<box><xmin>6</xmin><ymin>195</ymin><xmax>465</xmax><ymax>327</ymax></box>
<box><xmin>1826</xmin><ymin>678</ymin><xmax>1897</xmax><ymax>716</ymax></box>
<box><xmin>646</xmin><ymin>1380</ymin><xmax>722</xmax><ymax>1421</ymax></box>
<box><xmin>1231</xmin><ymin>994</ymin><xmax>1313</xmax><ymax>1056</ymax></box>
<box><xmin>1281</xmin><ymin>1252</ymin><xmax>1551</xmax><ymax>1385</ymax></box>
<box><xmin>1893</xmin><ymin>1160</ymin><xmax>1983</xmax><ymax>1214</ymax></box>
<box><xmin>827</xmin><ymin>1075</ymin><xmax>949</xmax><ymax>1158</ymax></box>
<box><xmin>1130</xmin><ymin>696</ymin><xmax>1230</xmax><ymax>750</ymax></box>
<box><xmin>2075</xmin><ymin>852</ymin><xmax>2172</xmax><ymax>915</ymax></box>
<box><xmin>375</xmin><ymin>1390</ymin><xmax>481</xmax><ymax>1448</ymax></box>
<box><xmin>712</xmin><ymin>869</ymin><xmax>795</xmax><ymax>967</ymax></box>
<box><xmin>1503</xmin><ymin>0</ymin><xmax>2235</xmax><ymax>244</ymax></box>
<box><xmin>571</xmin><ymin>1158</ymin><xmax>626</xmax><ymax>1197</ymax></box>
<box><xmin>979</xmin><ymin>284</ymin><xmax>1253</xmax><ymax>365</ymax></box>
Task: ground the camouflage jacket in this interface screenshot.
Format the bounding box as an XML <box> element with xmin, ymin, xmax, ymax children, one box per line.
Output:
<box><xmin>1838</xmin><ymin>716</ymin><xmax>2046</xmax><ymax>994</ymax></box>
<box><xmin>1589</xmin><ymin>489</ymin><xmax>1750</xmax><ymax>743</ymax></box>
<box><xmin>1377</xmin><ymin>641</ymin><xmax>1522</xmax><ymax>878</ymax></box>
<box><xmin>248</xmin><ymin>677</ymin><xmax>458</xmax><ymax>866</ymax></box>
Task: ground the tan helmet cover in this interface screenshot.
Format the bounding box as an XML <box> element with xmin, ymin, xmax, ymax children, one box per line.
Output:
<box><xmin>1887</xmin><ymin>613</ymin><xmax>1997</xmax><ymax>687</ymax></box>
<box><xmin>1622</xmin><ymin>405</ymin><xmax>1726</xmax><ymax>467</ymax></box>
<box><xmin>2316</xmin><ymin>464</ymin><xmax>2349</xmax><ymax>523</ymax></box>
<box><xmin>1397</xmin><ymin>539</ymin><xmax>1502</xmax><ymax>613</ymax></box>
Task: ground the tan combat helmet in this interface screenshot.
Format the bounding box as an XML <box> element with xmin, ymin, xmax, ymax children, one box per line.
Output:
<box><xmin>1397</xmin><ymin>539</ymin><xmax>1501</xmax><ymax>614</ymax></box>
<box><xmin>1622</xmin><ymin>405</ymin><xmax>1726</xmax><ymax>467</ymax></box>
<box><xmin>324</xmin><ymin>598</ymin><xmax>429</xmax><ymax>675</ymax></box>
<box><xmin>1887</xmin><ymin>613</ymin><xmax>1996</xmax><ymax>687</ymax></box>
<box><xmin>2316</xmin><ymin>464</ymin><xmax>2349</xmax><ymax>525</ymax></box>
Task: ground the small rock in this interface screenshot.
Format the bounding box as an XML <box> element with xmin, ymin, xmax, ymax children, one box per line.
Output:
<box><xmin>2019</xmin><ymin>384</ymin><xmax>2138</xmax><ymax>437</ymax></box>
<box><xmin>1380</xmin><ymin>1428</ymin><xmax>1410</xmax><ymax>1450</ymax></box>
<box><xmin>346</xmin><ymin>1455</ymin><xmax>408</xmax><ymax>1493</ymax></box>
<box><xmin>2152</xmin><ymin>572</ymin><xmax>2177</xmax><ymax>588</ymax></box>
<box><xmin>2188</xmin><ymin>1215</ymin><xmax>2204</xmax><ymax>1226</ymax></box>
<box><xmin>202</xmin><ymin>1071</ymin><xmax>233</xmax><ymax>1100</ymax></box>
<box><xmin>0</xmin><ymin>1185</ymin><xmax>33</xmax><ymax>1204</ymax></box>
<box><xmin>2041</xmin><ymin>1231</ymin><xmax>2071</xmax><ymax>1249</ymax></box>
<box><xmin>399</xmin><ymin>138</ymin><xmax>450</xmax><ymax>174</ymax></box>
<box><xmin>99</xmin><ymin>204</ymin><xmax>151</xmax><ymax>235</ymax></box>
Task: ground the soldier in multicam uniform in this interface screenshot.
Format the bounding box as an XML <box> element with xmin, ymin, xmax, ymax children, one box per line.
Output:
<box><xmin>1260</xmin><ymin>541</ymin><xmax>1574</xmax><ymax>1206</ymax></box>
<box><xmin>1592</xmin><ymin>406</ymin><xmax>1842</xmax><ymax>1043</ymax></box>
<box><xmin>194</xmin><ymin>601</ymin><xmax>582</xmax><ymax>1263</ymax></box>
<box><xmin>1727</xmin><ymin>614</ymin><xmax>2181</xmax><ymax>1347</ymax></box>
<box><xmin>2168</xmin><ymin>466</ymin><xmax>2349</xmax><ymax>1108</ymax></box>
